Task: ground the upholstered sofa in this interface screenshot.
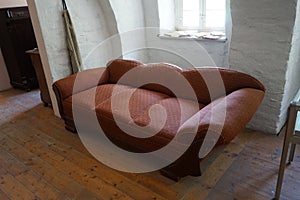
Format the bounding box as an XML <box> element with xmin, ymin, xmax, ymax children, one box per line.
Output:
<box><xmin>53</xmin><ymin>59</ymin><xmax>265</xmax><ymax>180</ymax></box>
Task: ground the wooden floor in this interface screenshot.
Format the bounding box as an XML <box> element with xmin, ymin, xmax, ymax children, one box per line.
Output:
<box><xmin>0</xmin><ymin>89</ymin><xmax>300</xmax><ymax>200</ymax></box>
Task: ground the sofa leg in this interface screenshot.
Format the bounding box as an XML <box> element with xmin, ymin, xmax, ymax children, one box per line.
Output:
<box><xmin>65</xmin><ymin>124</ymin><xmax>77</xmax><ymax>133</ymax></box>
<box><xmin>64</xmin><ymin>119</ymin><xmax>77</xmax><ymax>133</ymax></box>
<box><xmin>160</xmin><ymin>169</ymin><xmax>181</xmax><ymax>182</ymax></box>
<box><xmin>160</xmin><ymin>157</ymin><xmax>201</xmax><ymax>181</ymax></box>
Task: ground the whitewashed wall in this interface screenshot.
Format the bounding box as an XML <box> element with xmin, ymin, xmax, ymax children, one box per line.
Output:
<box><xmin>229</xmin><ymin>0</ymin><xmax>298</xmax><ymax>133</ymax></box>
<box><xmin>68</xmin><ymin>0</ymin><xmax>120</xmax><ymax>69</ymax></box>
<box><xmin>109</xmin><ymin>0</ymin><xmax>148</xmax><ymax>61</ymax></box>
<box><xmin>280</xmin><ymin>0</ymin><xmax>300</xmax><ymax>131</ymax></box>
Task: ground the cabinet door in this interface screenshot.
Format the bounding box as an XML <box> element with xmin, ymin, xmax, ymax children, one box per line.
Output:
<box><xmin>0</xmin><ymin>10</ymin><xmax>22</xmax><ymax>84</ymax></box>
<box><xmin>8</xmin><ymin>18</ymin><xmax>37</xmax><ymax>79</ymax></box>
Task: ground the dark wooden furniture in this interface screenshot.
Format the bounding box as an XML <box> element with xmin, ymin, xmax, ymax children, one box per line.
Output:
<box><xmin>26</xmin><ymin>48</ymin><xmax>51</xmax><ymax>107</ymax></box>
<box><xmin>0</xmin><ymin>6</ymin><xmax>38</xmax><ymax>91</ymax></box>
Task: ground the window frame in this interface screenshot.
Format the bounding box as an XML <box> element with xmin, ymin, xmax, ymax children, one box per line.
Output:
<box><xmin>175</xmin><ymin>0</ymin><xmax>226</xmax><ymax>32</ymax></box>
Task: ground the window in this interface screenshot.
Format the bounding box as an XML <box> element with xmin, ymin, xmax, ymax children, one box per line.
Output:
<box><xmin>176</xmin><ymin>0</ymin><xmax>226</xmax><ymax>32</ymax></box>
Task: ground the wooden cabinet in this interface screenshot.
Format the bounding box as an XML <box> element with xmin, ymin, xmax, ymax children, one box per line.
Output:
<box><xmin>26</xmin><ymin>49</ymin><xmax>51</xmax><ymax>107</ymax></box>
<box><xmin>0</xmin><ymin>7</ymin><xmax>38</xmax><ymax>91</ymax></box>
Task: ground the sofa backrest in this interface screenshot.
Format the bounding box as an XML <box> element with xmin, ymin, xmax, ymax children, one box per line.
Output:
<box><xmin>182</xmin><ymin>68</ymin><xmax>265</xmax><ymax>104</ymax></box>
<box><xmin>106</xmin><ymin>59</ymin><xmax>265</xmax><ymax>105</ymax></box>
<box><xmin>107</xmin><ymin>59</ymin><xmax>144</xmax><ymax>83</ymax></box>
<box><xmin>107</xmin><ymin>59</ymin><xmax>182</xmax><ymax>97</ymax></box>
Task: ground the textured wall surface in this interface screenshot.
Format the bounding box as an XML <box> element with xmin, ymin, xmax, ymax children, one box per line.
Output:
<box><xmin>229</xmin><ymin>0</ymin><xmax>297</xmax><ymax>133</ymax></box>
<box><xmin>69</xmin><ymin>0</ymin><xmax>120</xmax><ymax>69</ymax></box>
<box><xmin>33</xmin><ymin>0</ymin><xmax>72</xmax><ymax>81</ymax></box>
<box><xmin>280</xmin><ymin>0</ymin><xmax>300</xmax><ymax>131</ymax></box>
<box><xmin>109</xmin><ymin>0</ymin><xmax>148</xmax><ymax>61</ymax></box>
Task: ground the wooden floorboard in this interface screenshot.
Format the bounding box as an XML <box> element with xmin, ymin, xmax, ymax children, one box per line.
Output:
<box><xmin>0</xmin><ymin>134</ymin><xmax>91</xmax><ymax>199</ymax></box>
<box><xmin>0</xmin><ymin>168</ymin><xmax>37</xmax><ymax>200</ymax></box>
<box><xmin>0</xmin><ymin>89</ymin><xmax>300</xmax><ymax>200</ymax></box>
<box><xmin>0</xmin><ymin>148</ymin><xmax>67</xmax><ymax>199</ymax></box>
<box><xmin>2</xmin><ymin>131</ymin><xmax>133</xmax><ymax>200</ymax></box>
<box><xmin>0</xmin><ymin>189</ymin><xmax>10</xmax><ymax>200</ymax></box>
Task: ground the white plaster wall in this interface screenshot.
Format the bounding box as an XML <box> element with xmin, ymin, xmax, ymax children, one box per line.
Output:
<box><xmin>32</xmin><ymin>0</ymin><xmax>72</xmax><ymax>81</ymax></box>
<box><xmin>69</xmin><ymin>0</ymin><xmax>121</xmax><ymax>69</ymax></box>
<box><xmin>229</xmin><ymin>0</ymin><xmax>296</xmax><ymax>134</ymax></box>
<box><xmin>0</xmin><ymin>48</ymin><xmax>11</xmax><ymax>91</ymax></box>
<box><xmin>27</xmin><ymin>0</ymin><xmax>69</xmax><ymax>116</ymax></box>
<box><xmin>109</xmin><ymin>0</ymin><xmax>148</xmax><ymax>61</ymax></box>
<box><xmin>145</xmin><ymin>36</ymin><xmax>227</xmax><ymax>68</ymax></box>
<box><xmin>0</xmin><ymin>0</ymin><xmax>27</xmax><ymax>8</ymax></box>
<box><xmin>280</xmin><ymin>0</ymin><xmax>300</xmax><ymax>130</ymax></box>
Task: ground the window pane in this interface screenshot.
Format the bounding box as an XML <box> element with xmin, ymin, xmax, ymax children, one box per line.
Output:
<box><xmin>182</xmin><ymin>11</ymin><xmax>200</xmax><ymax>27</ymax></box>
<box><xmin>182</xmin><ymin>0</ymin><xmax>199</xmax><ymax>27</ymax></box>
<box><xmin>178</xmin><ymin>0</ymin><xmax>226</xmax><ymax>30</ymax></box>
<box><xmin>206</xmin><ymin>0</ymin><xmax>225</xmax><ymax>10</ymax></box>
<box><xmin>206</xmin><ymin>11</ymin><xmax>225</xmax><ymax>28</ymax></box>
<box><xmin>183</xmin><ymin>0</ymin><xmax>199</xmax><ymax>10</ymax></box>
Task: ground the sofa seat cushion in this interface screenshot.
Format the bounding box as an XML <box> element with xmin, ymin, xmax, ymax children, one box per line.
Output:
<box><xmin>62</xmin><ymin>84</ymin><xmax>133</xmax><ymax>119</ymax></box>
<box><xmin>96</xmin><ymin>96</ymin><xmax>205</xmax><ymax>152</ymax></box>
<box><xmin>132</xmin><ymin>98</ymin><xmax>204</xmax><ymax>139</ymax></box>
<box><xmin>95</xmin><ymin>87</ymin><xmax>170</xmax><ymax>122</ymax></box>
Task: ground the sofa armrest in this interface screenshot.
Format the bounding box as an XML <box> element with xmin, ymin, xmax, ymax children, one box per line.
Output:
<box><xmin>53</xmin><ymin>67</ymin><xmax>109</xmax><ymax>100</ymax></box>
<box><xmin>52</xmin><ymin>67</ymin><xmax>109</xmax><ymax>118</ymax></box>
<box><xmin>177</xmin><ymin>88</ymin><xmax>265</xmax><ymax>157</ymax></box>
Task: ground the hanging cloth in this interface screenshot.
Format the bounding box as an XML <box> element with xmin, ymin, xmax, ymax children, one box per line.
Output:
<box><xmin>62</xmin><ymin>0</ymin><xmax>82</xmax><ymax>74</ymax></box>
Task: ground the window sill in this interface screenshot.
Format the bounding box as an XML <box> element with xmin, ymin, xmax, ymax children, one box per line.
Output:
<box><xmin>158</xmin><ymin>31</ymin><xmax>227</xmax><ymax>42</ymax></box>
